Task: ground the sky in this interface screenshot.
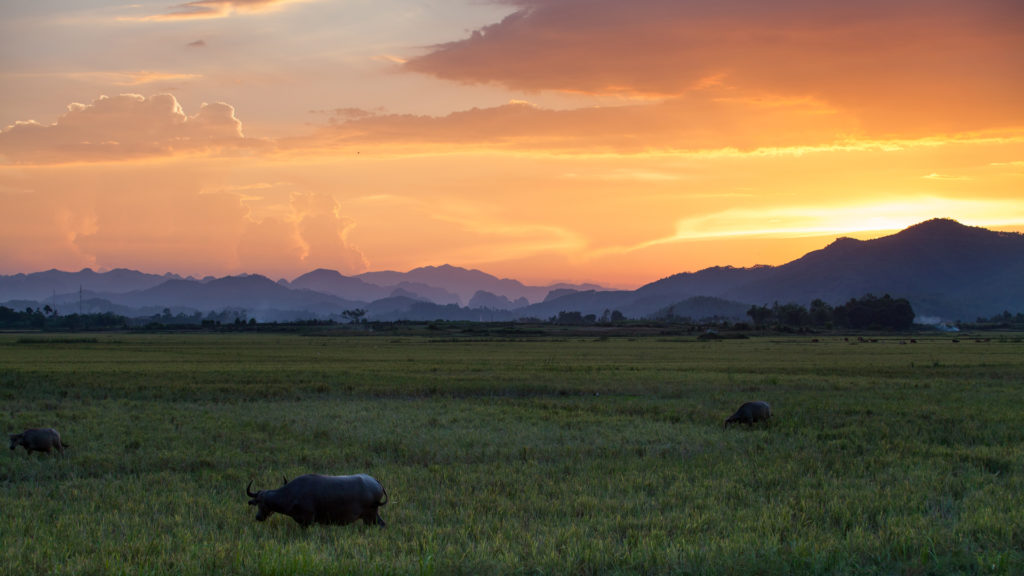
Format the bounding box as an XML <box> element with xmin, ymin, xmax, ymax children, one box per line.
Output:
<box><xmin>1</xmin><ymin>0</ymin><xmax>1022</xmax><ymax>289</ymax></box>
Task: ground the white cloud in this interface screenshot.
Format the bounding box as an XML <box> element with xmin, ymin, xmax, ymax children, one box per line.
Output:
<box><xmin>0</xmin><ymin>94</ymin><xmax>247</xmax><ymax>163</ymax></box>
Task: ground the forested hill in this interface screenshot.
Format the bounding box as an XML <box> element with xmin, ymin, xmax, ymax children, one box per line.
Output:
<box><xmin>526</xmin><ymin>219</ymin><xmax>1024</xmax><ymax>321</ymax></box>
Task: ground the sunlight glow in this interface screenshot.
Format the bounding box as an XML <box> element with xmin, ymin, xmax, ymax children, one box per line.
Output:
<box><xmin>2</xmin><ymin>0</ymin><xmax>1022</xmax><ymax>286</ymax></box>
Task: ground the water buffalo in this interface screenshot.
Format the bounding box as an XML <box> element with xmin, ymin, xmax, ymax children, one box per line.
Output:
<box><xmin>724</xmin><ymin>401</ymin><xmax>772</xmax><ymax>429</ymax></box>
<box><xmin>246</xmin><ymin>473</ymin><xmax>388</xmax><ymax>527</ymax></box>
<box><xmin>9</xmin><ymin>428</ymin><xmax>68</xmax><ymax>455</ymax></box>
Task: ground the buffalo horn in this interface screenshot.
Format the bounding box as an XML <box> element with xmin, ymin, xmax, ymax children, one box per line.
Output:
<box><xmin>246</xmin><ymin>480</ymin><xmax>258</xmax><ymax>498</ymax></box>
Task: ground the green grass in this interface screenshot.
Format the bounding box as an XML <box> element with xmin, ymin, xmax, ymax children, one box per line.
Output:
<box><xmin>1</xmin><ymin>332</ymin><xmax>1022</xmax><ymax>575</ymax></box>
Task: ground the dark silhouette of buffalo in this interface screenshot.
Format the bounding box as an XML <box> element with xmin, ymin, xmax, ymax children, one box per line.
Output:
<box><xmin>9</xmin><ymin>428</ymin><xmax>68</xmax><ymax>455</ymax></box>
<box><xmin>247</xmin><ymin>473</ymin><xmax>388</xmax><ymax>527</ymax></box>
<box><xmin>724</xmin><ymin>401</ymin><xmax>772</xmax><ymax>429</ymax></box>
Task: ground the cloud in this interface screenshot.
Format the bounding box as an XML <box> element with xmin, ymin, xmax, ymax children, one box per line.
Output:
<box><xmin>289</xmin><ymin>191</ymin><xmax>368</xmax><ymax>274</ymax></box>
<box><xmin>0</xmin><ymin>166</ymin><xmax>252</xmax><ymax>274</ymax></box>
<box><xmin>237</xmin><ymin>216</ymin><xmax>305</xmax><ymax>273</ymax></box>
<box><xmin>404</xmin><ymin>0</ymin><xmax>1024</xmax><ymax>136</ymax></box>
<box><xmin>201</xmin><ymin>184</ymin><xmax>369</xmax><ymax>275</ymax></box>
<box><xmin>131</xmin><ymin>0</ymin><xmax>310</xmax><ymax>21</ymax></box>
<box><xmin>5</xmin><ymin>71</ymin><xmax>202</xmax><ymax>87</ymax></box>
<box><xmin>656</xmin><ymin>197</ymin><xmax>1024</xmax><ymax>244</ymax></box>
<box><xmin>289</xmin><ymin>97</ymin><xmax>1022</xmax><ymax>160</ymax></box>
<box><xmin>65</xmin><ymin>71</ymin><xmax>203</xmax><ymax>86</ymax></box>
<box><xmin>0</xmin><ymin>164</ymin><xmax>368</xmax><ymax>278</ymax></box>
<box><xmin>0</xmin><ymin>94</ymin><xmax>247</xmax><ymax>164</ymax></box>
<box><xmin>922</xmin><ymin>173</ymin><xmax>969</xmax><ymax>181</ymax></box>
<box><xmin>305</xmin><ymin>95</ymin><xmax>856</xmax><ymax>153</ymax></box>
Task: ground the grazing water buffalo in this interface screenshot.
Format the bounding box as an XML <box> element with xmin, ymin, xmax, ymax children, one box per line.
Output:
<box><xmin>246</xmin><ymin>473</ymin><xmax>388</xmax><ymax>527</ymax></box>
<box><xmin>9</xmin><ymin>428</ymin><xmax>68</xmax><ymax>455</ymax></box>
<box><xmin>724</xmin><ymin>401</ymin><xmax>772</xmax><ymax>429</ymax></box>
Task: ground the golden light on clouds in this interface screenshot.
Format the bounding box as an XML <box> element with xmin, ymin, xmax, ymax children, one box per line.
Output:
<box><xmin>1</xmin><ymin>0</ymin><xmax>1022</xmax><ymax>287</ymax></box>
<box><xmin>669</xmin><ymin>198</ymin><xmax>1024</xmax><ymax>241</ymax></box>
<box><xmin>67</xmin><ymin>71</ymin><xmax>204</xmax><ymax>86</ymax></box>
<box><xmin>124</xmin><ymin>0</ymin><xmax>313</xmax><ymax>22</ymax></box>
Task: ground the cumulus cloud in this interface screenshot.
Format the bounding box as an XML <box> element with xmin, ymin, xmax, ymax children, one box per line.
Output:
<box><xmin>290</xmin><ymin>191</ymin><xmax>368</xmax><ymax>274</ymax></box>
<box><xmin>230</xmin><ymin>188</ymin><xmax>371</xmax><ymax>276</ymax></box>
<box><xmin>404</xmin><ymin>0</ymin><xmax>1024</xmax><ymax>135</ymax></box>
<box><xmin>0</xmin><ymin>94</ymin><xmax>247</xmax><ymax>164</ymax></box>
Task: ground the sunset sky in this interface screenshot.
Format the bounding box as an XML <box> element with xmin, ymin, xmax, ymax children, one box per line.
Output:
<box><xmin>1</xmin><ymin>0</ymin><xmax>1022</xmax><ymax>288</ymax></box>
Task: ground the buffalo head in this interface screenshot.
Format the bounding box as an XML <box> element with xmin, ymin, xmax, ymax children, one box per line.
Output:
<box><xmin>246</xmin><ymin>477</ymin><xmax>291</xmax><ymax>521</ymax></box>
<box><xmin>246</xmin><ymin>481</ymin><xmax>274</xmax><ymax>521</ymax></box>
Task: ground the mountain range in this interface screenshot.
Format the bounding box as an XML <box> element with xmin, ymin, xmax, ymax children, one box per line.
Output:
<box><xmin>1</xmin><ymin>219</ymin><xmax>1021</xmax><ymax>323</ymax></box>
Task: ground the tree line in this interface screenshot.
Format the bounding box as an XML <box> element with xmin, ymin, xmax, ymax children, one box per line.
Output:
<box><xmin>4</xmin><ymin>294</ymin><xmax>1005</xmax><ymax>333</ymax></box>
<box><xmin>747</xmin><ymin>294</ymin><xmax>916</xmax><ymax>330</ymax></box>
<box><xmin>0</xmin><ymin>306</ymin><xmax>127</xmax><ymax>331</ymax></box>
<box><xmin>967</xmin><ymin>310</ymin><xmax>1024</xmax><ymax>329</ymax></box>
<box><xmin>0</xmin><ymin>305</ymin><xmax>257</xmax><ymax>331</ymax></box>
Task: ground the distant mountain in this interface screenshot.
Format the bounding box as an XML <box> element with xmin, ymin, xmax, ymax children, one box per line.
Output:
<box><xmin>289</xmin><ymin>266</ymin><xmax>581</xmax><ymax>305</ymax></box>
<box><xmin>519</xmin><ymin>289</ymin><xmax>635</xmax><ymax>319</ymax></box>
<box><xmin>289</xmin><ymin>269</ymin><xmax>391</xmax><ymax>302</ymax></box>
<box><xmin>0</xmin><ymin>268</ymin><xmax>176</xmax><ymax>301</ymax></box>
<box><xmin>113</xmin><ymin>275</ymin><xmax>365</xmax><ymax>321</ymax></box>
<box><xmin>391</xmin><ymin>282</ymin><xmax>461</xmax><ymax>305</ymax></box>
<box><xmin>653</xmin><ymin>296</ymin><xmax>754</xmax><ymax>321</ymax></box>
<box><xmin>3</xmin><ymin>265</ymin><xmax>597</xmax><ymax>313</ymax></box>
<box><xmin>719</xmin><ymin>219</ymin><xmax>1024</xmax><ymax>319</ymax></box>
<box><xmin>635</xmin><ymin>266</ymin><xmax>775</xmax><ymax>303</ymax></box>
<box><xmin>540</xmin><ymin>219</ymin><xmax>1024</xmax><ymax>321</ymax></box>
<box><xmin>356</xmin><ymin>264</ymin><xmax>601</xmax><ymax>305</ymax></box>
<box><xmin>468</xmin><ymin>290</ymin><xmax>529</xmax><ymax>310</ymax></box>
<box><xmin>367</xmin><ymin>299</ymin><xmax>516</xmax><ymax>323</ymax></box>
<box><xmin>2</xmin><ymin>219</ymin><xmax>1020</xmax><ymax>322</ymax></box>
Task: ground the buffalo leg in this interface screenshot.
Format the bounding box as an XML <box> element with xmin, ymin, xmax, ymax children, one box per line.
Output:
<box><xmin>363</xmin><ymin>511</ymin><xmax>386</xmax><ymax>527</ymax></box>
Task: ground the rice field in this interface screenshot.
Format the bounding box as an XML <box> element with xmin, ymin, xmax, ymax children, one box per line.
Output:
<box><xmin>1</xmin><ymin>331</ymin><xmax>1022</xmax><ymax>575</ymax></box>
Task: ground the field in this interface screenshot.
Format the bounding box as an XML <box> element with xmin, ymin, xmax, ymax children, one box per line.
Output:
<box><xmin>1</xmin><ymin>331</ymin><xmax>1022</xmax><ymax>575</ymax></box>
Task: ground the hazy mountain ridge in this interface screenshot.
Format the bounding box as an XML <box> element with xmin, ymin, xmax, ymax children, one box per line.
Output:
<box><xmin>0</xmin><ymin>264</ymin><xmax>607</xmax><ymax>322</ymax></box>
<box><xmin>1</xmin><ymin>219</ymin><xmax>1020</xmax><ymax>322</ymax></box>
<box><xmin>0</xmin><ymin>268</ymin><xmax>179</xmax><ymax>300</ymax></box>
<box><xmin>353</xmin><ymin>264</ymin><xmax>603</xmax><ymax>305</ymax></box>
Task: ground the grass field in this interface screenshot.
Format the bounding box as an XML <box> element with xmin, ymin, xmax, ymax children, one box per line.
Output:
<box><xmin>1</xmin><ymin>331</ymin><xmax>1022</xmax><ymax>575</ymax></box>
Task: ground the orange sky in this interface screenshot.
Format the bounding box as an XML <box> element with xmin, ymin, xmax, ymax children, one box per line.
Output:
<box><xmin>1</xmin><ymin>0</ymin><xmax>1022</xmax><ymax>288</ymax></box>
